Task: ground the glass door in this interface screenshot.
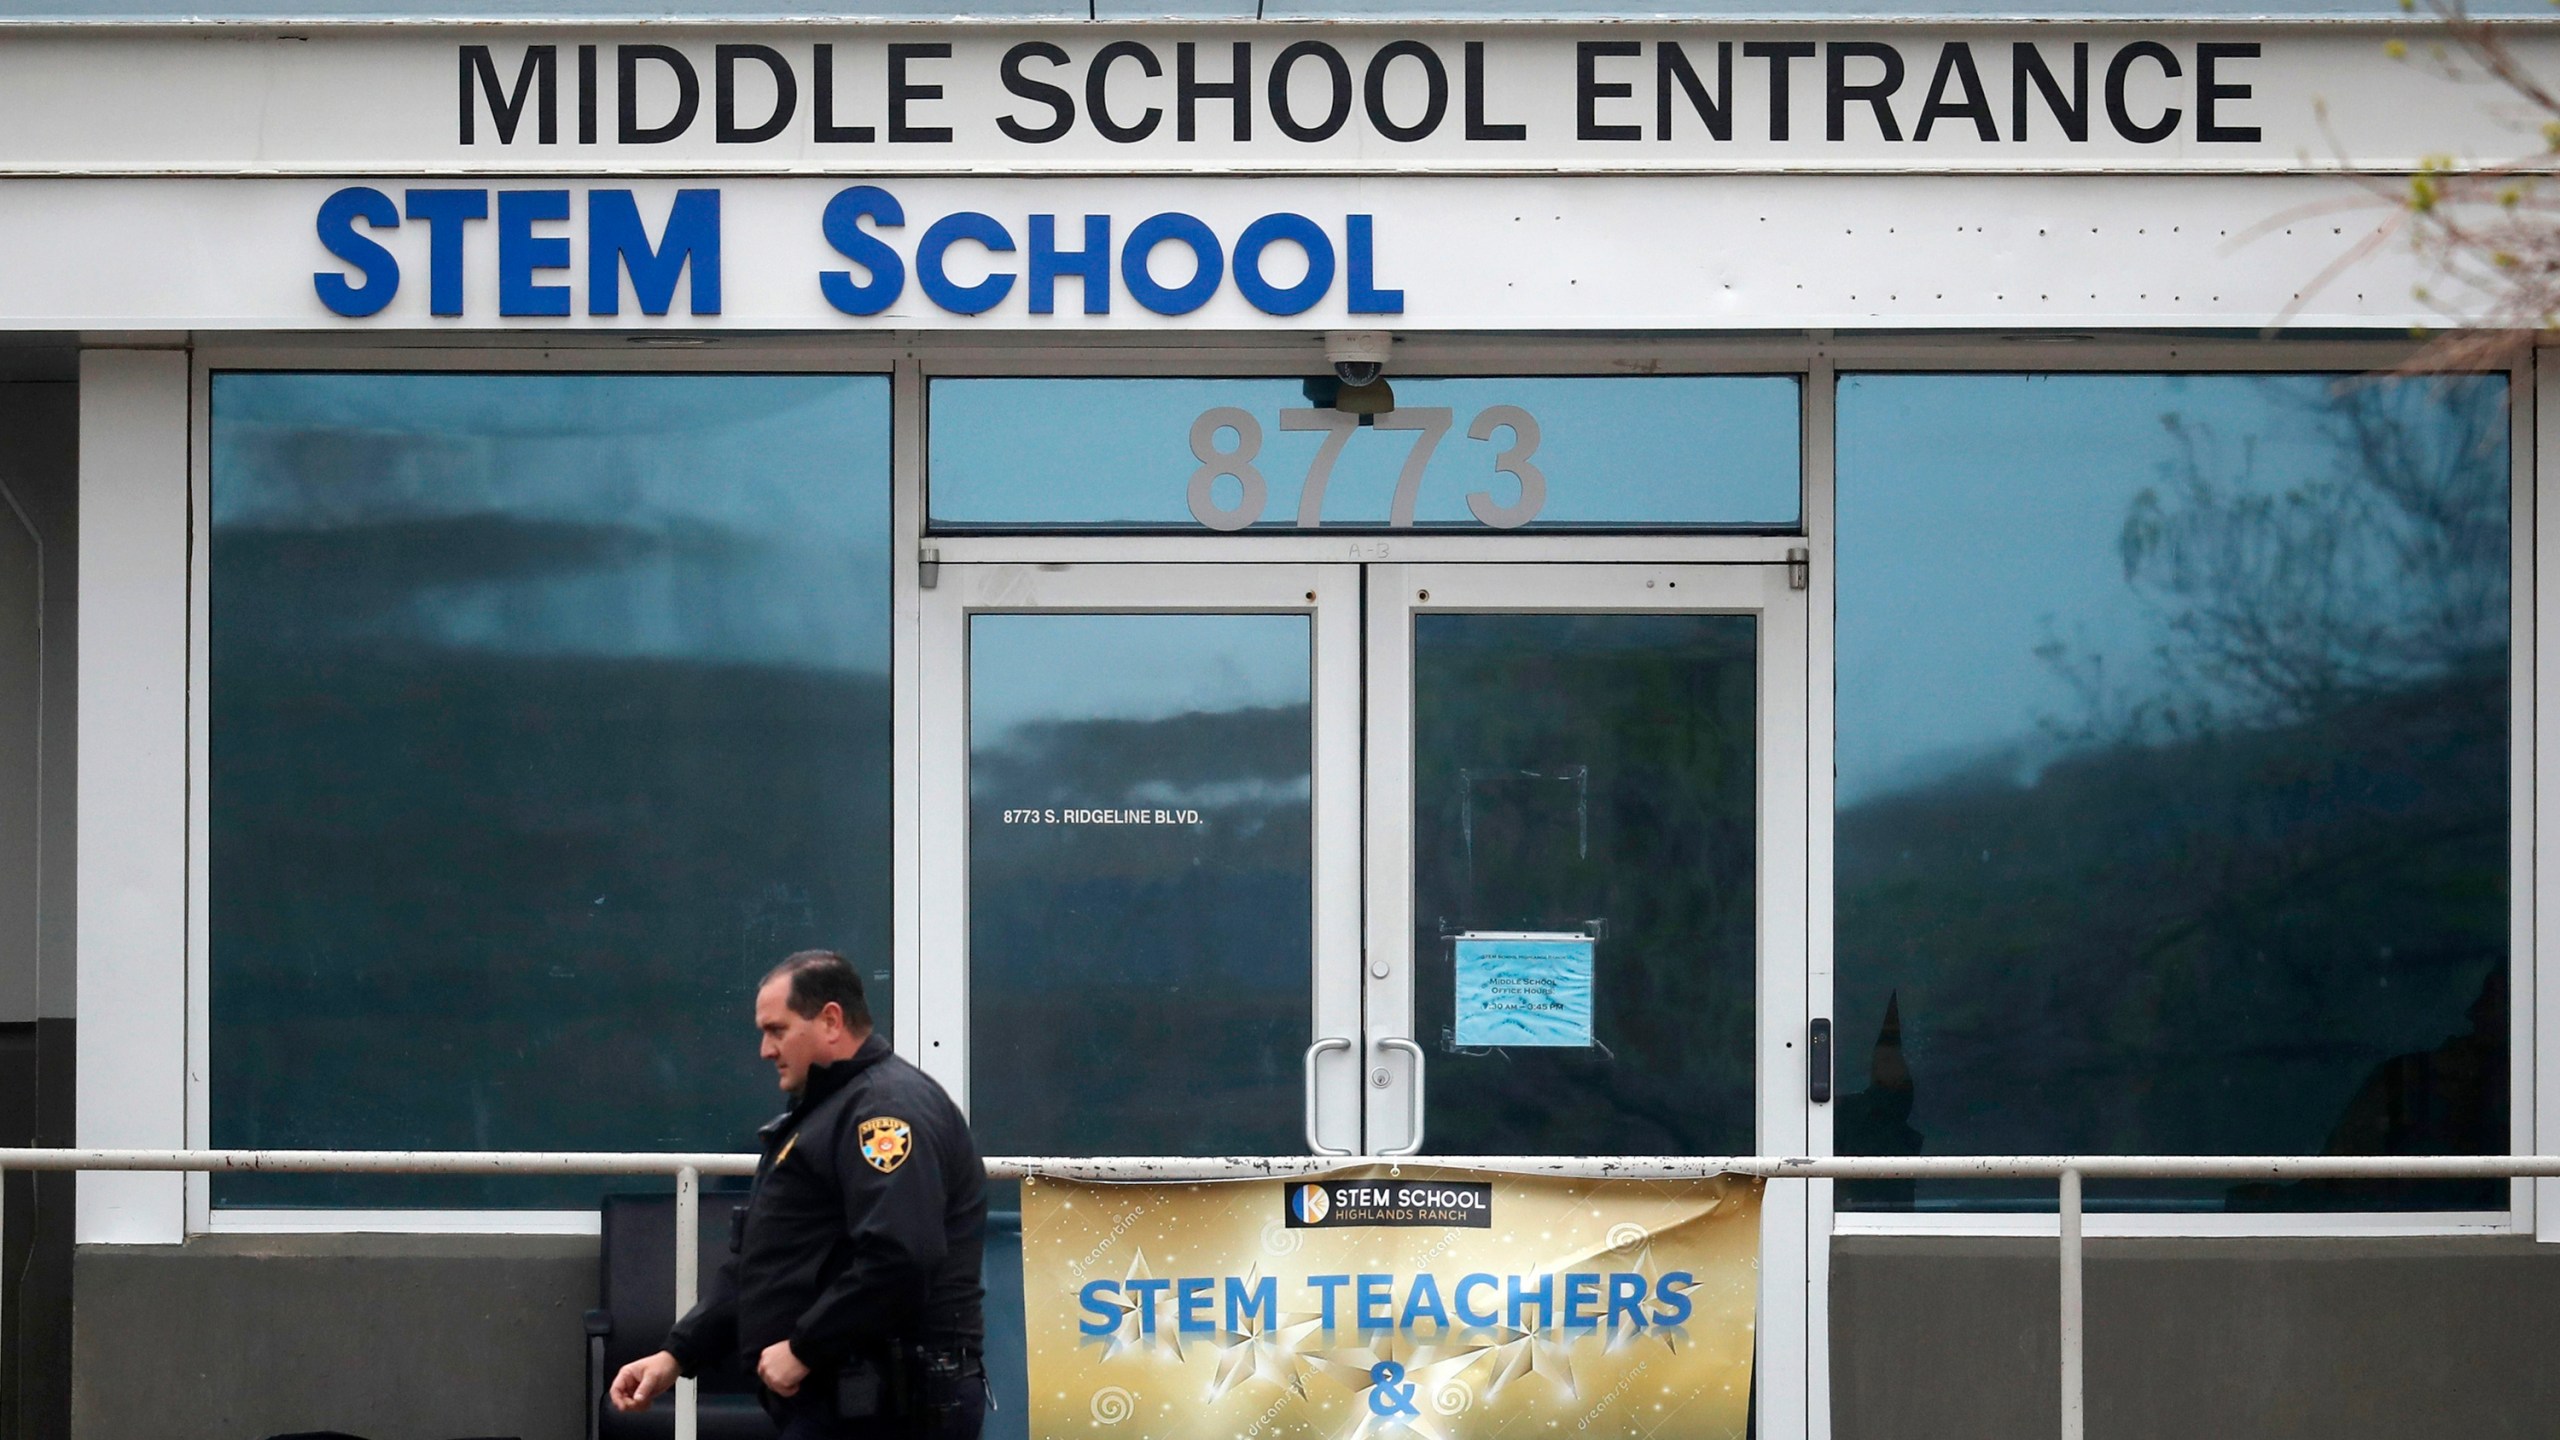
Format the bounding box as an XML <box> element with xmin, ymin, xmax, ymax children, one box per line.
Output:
<box><xmin>1361</xmin><ymin>561</ymin><xmax>1813</xmax><ymax>1437</ymax></box>
<box><xmin>918</xmin><ymin>563</ymin><xmax>1366</xmax><ymax>1156</ymax></box>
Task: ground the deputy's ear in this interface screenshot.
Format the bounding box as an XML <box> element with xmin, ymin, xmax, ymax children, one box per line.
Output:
<box><xmin>818</xmin><ymin>1000</ymin><xmax>848</xmax><ymax>1034</ymax></box>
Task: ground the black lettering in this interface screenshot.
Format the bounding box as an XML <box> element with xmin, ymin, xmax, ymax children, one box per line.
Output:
<box><xmin>2011</xmin><ymin>42</ymin><xmax>2088</xmax><ymax>142</ymax></box>
<box><xmin>1178</xmin><ymin>41</ymin><xmax>1251</xmax><ymax>142</ymax></box>
<box><xmin>1741</xmin><ymin>41</ymin><xmax>1815</xmax><ymax>142</ymax></box>
<box><xmin>1464</xmin><ymin>41</ymin><xmax>1525</xmax><ymax>141</ymax></box>
<box><xmin>889</xmin><ymin>42</ymin><xmax>954</xmax><ymax>144</ymax></box>
<box><xmin>1088</xmin><ymin>41</ymin><xmax>1164</xmax><ymax>144</ymax></box>
<box><xmin>2196</xmin><ymin>41</ymin><xmax>2260</xmax><ymax>142</ymax></box>
<box><xmin>715</xmin><ymin>44</ymin><xmax>796</xmax><ymax>144</ymax></box>
<box><xmin>618</xmin><ymin>45</ymin><xmax>698</xmax><ymax>146</ymax></box>
<box><xmin>577</xmin><ymin>45</ymin><xmax>597</xmax><ymax>144</ymax></box>
<box><xmin>815</xmin><ymin>43</ymin><xmax>877</xmax><ymax>144</ymax></box>
<box><xmin>1914</xmin><ymin>42</ymin><xmax>1995</xmax><ymax>142</ymax></box>
<box><xmin>1576</xmin><ymin>40</ymin><xmax>1641</xmax><ymax>141</ymax></box>
<box><xmin>1656</xmin><ymin>40</ymin><xmax>1732</xmax><ymax>141</ymax></box>
<box><xmin>1366</xmin><ymin>40</ymin><xmax>1448</xmax><ymax>143</ymax></box>
<box><xmin>1827</xmin><ymin>41</ymin><xmax>1905</xmax><ymax>142</ymax></box>
<box><xmin>1269</xmin><ymin>41</ymin><xmax>1353</xmax><ymax>142</ymax></box>
<box><xmin>2105</xmin><ymin>41</ymin><xmax>2181</xmax><ymax>144</ymax></box>
<box><xmin>460</xmin><ymin>45</ymin><xmax>556</xmax><ymax>146</ymax></box>
<box><xmin>999</xmin><ymin>41</ymin><xmax>1074</xmax><ymax>144</ymax></box>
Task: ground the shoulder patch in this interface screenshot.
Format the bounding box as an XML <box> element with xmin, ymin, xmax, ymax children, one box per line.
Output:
<box><xmin>857</xmin><ymin>1116</ymin><xmax>915</xmax><ymax>1173</ymax></box>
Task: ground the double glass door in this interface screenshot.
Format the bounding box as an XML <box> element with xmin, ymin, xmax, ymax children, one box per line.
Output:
<box><xmin>921</xmin><ymin>558</ymin><xmax>1812</xmax><ymax>1432</ymax></box>
<box><xmin>920</xmin><ymin>561</ymin><xmax>1807</xmax><ymax>1159</ymax></box>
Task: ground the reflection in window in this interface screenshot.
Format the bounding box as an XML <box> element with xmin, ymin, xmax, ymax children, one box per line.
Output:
<box><xmin>1836</xmin><ymin>373</ymin><xmax>2510</xmax><ymax>1211</ymax></box>
<box><xmin>210</xmin><ymin>372</ymin><xmax>892</xmax><ymax>1207</ymax></box>
<box><xmin>929</xmin><ymin>376</ymin><xmax>1799</xmax><ymax>531</ymax></box>
<box><xmin>1413</xmin><ymin>614</ymin><xmax>1758</xmax><ymax>1156</ymax></box>
<box><xmin>967</xmin><ymin>613</ymin><xmax>1312</xmax><ymax>1157</ymax></box>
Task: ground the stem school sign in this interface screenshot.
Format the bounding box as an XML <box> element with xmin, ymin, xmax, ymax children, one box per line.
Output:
<box><xmin>1019</xmin><ymin>1167</ymin><xmax>1763</xmax><ymax>1440</ymax></box>
<box><xmin>0</xmin><ymin>24</ymin><xmax>2533</xmax><ymax>176</ymax></box>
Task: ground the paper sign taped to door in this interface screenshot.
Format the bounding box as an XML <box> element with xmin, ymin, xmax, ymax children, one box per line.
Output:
<box><xmin>1454</xmin><ymin>933</ymin><xmax>1595</xmax><ymax>1047</ymax></box>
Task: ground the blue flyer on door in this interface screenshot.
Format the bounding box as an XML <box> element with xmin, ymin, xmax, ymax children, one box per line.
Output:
<box><xmin>1453</xmin><ymin>934</ymin><xmax>1596</xmax><ymax>1047</ymax></box>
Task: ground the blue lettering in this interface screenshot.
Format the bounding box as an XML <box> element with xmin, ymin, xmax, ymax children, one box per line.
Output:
<box><xmin>1225</xmin><ymin>1274</ymin><xmax>1277</xmax><ymax>1333</ymax></box>
<box><xmin>1400</xmin><ymin>1272</ymin><xmax>1450</xmax><ymax>1329</ymax></box>
<box><xmin>1123</xmin><ymin>1277</ymin><xmax>1173</xmax><ymax>1336</ymax></box>
<box><xmin>1652</xmin><ymin>1272</ymin><xmax>1694</xmax><ymax>1327</ymax></box>
<box><xmin>916</xmin><ymin>211</ymin><xmax>1017</xmax><ymax>315</ymax></box>
<box><xmin>1346</xmin><ymin>213</ymin><xmax>1404</xmax><ymax>315</ymax></box>
<box><xmin>1606</xmin><ymin>1272</ymin><xmax>1649</xmax><ymax>1330</ymax></box>
<box><xmin>1028</xmin><ymin>213</ymin><xmax>1111</xmax><ymax>316</ymax></box>
<box><xmin>402</xmin><ymin>188</ymin><xmax>486</xmax><ymax>317</ymax></box>
<box><xmin>1506</xmin><ymin>1273</ymin><xmax>1553</xmax><ymax>1332</ymax></box>
<box><xmin>1307</xmin><ymin>1274</ymin><xmax>1351</xmax><ymax>1330</ymax></box>
<box><xmin>820</xmin><ymin>184</ymin><xmax>907</xmax><ymax>317</ymax></box>
<box><xmin>588</xmin><ymin>188</ymin><xmax>722</xmax><ymax>316</ymax></box>
<box><xmin>1077</xmin><ymin>1279</ymin><xmax>1122</xmax><ymax>1337</ymax></box>
<box><xmin>1453</xmin><ymin>1273</ymin><xmax>1501</xmax><ymax>1327</ymax></box>
<box><xmin>1562</xmin><ymin>1272</ymin><xmax>1602</xmax><ymax>1328</ymax></box>
<box><xmin>496</xmin><ymin>189</ymin><xmax>572</xmax><ymax>317</ymax></box>
<box><xmin>1121</xmin><ymin>211</ymin><xmax>1223</xmax><ymax>316</ymax></box>
<box><xmin>313</xmin><ymin>186</ymin><xmax>400</xmax><ymax>318</ymax></box>
<box><xmin>1231</xmin><ymin>212</ymin><xmax>1336</xmax><ymax>317</ymax></box>
<box><xmin>1356</xmin><ymin>1273</ymin><xmax>1394</xmax><ymax>1331</ymax></box>
<box><xmin>1177</xmin><ymin>1277</ymin><xmax>1216</xmax><ymax>1335</ymax></box>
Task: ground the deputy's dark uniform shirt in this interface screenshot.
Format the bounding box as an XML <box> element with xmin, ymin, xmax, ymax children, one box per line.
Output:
<box><xmin>665</xmin><ymin>1033</ymin><xmax>986</xmax><ymax>1377</ymax></box>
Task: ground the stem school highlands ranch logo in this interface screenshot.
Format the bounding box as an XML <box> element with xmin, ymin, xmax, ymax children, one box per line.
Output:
<box><xmin>1285</xmin><ymin>1180</ymin><xmax>1493</xmax><ymax>1229</ymax></box>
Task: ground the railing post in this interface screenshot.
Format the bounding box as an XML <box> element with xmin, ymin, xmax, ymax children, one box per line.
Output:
<box><xmin>2059</xmin><ymin>1166</ymin><xmax>2084</xmax><ymax>1440</ymax></box>
<box><xmin>676</xmin><ymin>1163</ymin><xmax>700</xmax><ymax>1440</ymax></box>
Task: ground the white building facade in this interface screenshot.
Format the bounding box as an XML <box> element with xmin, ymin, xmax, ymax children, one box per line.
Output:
<box><xmin>2</xmin><ymin>14</ymin><xmax>2557</xmax><ymax>1440</ymax></box>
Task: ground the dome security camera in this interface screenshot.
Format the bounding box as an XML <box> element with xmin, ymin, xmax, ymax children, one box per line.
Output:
<box><xmin>1325</xmin><ymin>331</ymin><xmax>1393</xmax><ymax>388</ymax></box>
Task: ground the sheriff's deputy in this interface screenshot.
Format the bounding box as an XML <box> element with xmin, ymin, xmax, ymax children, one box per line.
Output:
<box><xmin>610</xmin><ymin>950</ymin><xmax>988</xmax><ymax>1440</ymax></box>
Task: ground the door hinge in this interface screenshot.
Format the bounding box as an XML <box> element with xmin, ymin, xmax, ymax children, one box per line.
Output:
<box><xmin>1787</xmin><ymin>546</ymin><xmax>1810</xmax><ymax>591</ymax></box>
<box><xmin>920</xmin><ymin>546</ymin><xmax>940</xmax><ymax>590</ymax></box>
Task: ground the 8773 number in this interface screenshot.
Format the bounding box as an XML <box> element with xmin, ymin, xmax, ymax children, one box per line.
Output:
<box><xmin>1186</xmin><ymin>405</ymin><xmax>1545</xmax><ymax>532</ymax></box>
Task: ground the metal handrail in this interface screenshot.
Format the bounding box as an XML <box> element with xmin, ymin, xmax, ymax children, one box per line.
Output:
<box><xmin>9</xmin><ymin>1148</ymin><xmax>2560</xmax><ymax>1440</ymax></box>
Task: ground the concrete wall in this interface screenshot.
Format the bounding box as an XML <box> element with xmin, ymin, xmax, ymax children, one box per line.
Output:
<box><xmin>65</xmin><ymin>1232</ymin><xmax>2560</xmax><ymax>1440</ymax></box>
<box><xmin>73</xmin><ymin>1234</ymin><xmax>597</xmax><ymax>1440</ymax></box>
<box><xmin>73</xmin><ymin>348</ymin><xmax>188</xmax><ymax>1245</ymax></box>
<box><xmin>1832</xmin><ymin>1235</ymin><xmax>2560</xmax><ymax>1440</ymax></box>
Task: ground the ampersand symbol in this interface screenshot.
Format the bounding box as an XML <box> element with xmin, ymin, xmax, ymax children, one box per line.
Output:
<box><xmin>1368</xmin><ymin>1361</ymin><xmax>1419</xmax><ymax>1419</ymax></box>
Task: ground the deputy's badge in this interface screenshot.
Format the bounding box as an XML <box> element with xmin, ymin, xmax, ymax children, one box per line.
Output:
<box><xmin>858</xmin><ymin>1116</ymin><xmax>914</xmax><ymax>1173</ymax></box>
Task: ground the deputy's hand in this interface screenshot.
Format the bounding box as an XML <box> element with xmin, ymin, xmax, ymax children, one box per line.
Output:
<box><xmin>609</xmin><ymin>1351</ymin><xmax>680</xmax><ymax>1412</ymax></box>
<box><xmin>758</xmin><ymin>1339</ymin><xmax>812</xmax><ymax>1397</ymax></box>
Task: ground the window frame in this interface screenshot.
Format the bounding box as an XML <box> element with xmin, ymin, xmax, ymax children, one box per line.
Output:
<box><xmin>185</xmin><ymin>343</ymin><xmax>911</xmax><ymax>1235</ymax></box>
<box><xmin>175</xmin><ymin>332</ymin><xmax>2536</xmax><ymax>1245</ymax></box>
<box><xmin>1806</xmin><ymin>341</ymin><xmax>2540</xmax><ymax>1245</ymax></box>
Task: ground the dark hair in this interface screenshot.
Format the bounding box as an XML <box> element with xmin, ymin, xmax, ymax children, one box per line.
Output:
<box><xmin>762</xmin><ymin>950</ymin><xmax>872</xmax><ymax>1028</ymax></box>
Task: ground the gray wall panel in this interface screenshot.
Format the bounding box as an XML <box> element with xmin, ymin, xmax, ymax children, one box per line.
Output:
<box><xmin>1832</xmin><ymin>1235</ymin><xmax>2560</xmax><ymax>1440</ymax></box>
<box><xmin>73</xmin><ymin>1234</ymin><xmax>597</xmax><ymax>1440</ymax></box>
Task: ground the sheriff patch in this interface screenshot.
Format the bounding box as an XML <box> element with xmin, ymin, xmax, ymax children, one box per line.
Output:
<box><xmin>858</xmin><ymin>1116</ymin><xmax>914</xmax><ymax>1174</ymax></box>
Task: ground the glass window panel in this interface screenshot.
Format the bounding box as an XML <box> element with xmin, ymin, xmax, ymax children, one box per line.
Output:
<box><xmin>968</xmin><ymin>612</ymin><xmax>1312</xmax><ymax>1156</ymax></box>
<box><xmin>929</xmin><ymin>376</ymin><xmax>1799</xmax><ymax>531</ymax></box>
<box><xmin>1835</xmin><ymin>372</ymin><xmax>2510</xmax><ymax>1212</ymax></box>
<box><xmin>1413</xmin><ymin>612</ymin><xmax>1757</xmax><ymax>1156</ymax></box>
<box><xmin>210</xmin><ymin>371</ymin><xmax>892</xmax><ymax>1208</ymax></box>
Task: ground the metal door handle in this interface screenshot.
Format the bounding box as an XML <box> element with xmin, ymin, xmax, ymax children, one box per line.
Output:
<box><xmin>1303</xmin><ymin>1037</ymin><xmax>1355</xmax><ymax>1156</ymax></box>
<box><xmin>1376</xmin><ymin>1037</ymin><xmax>1426</xmax><ymax>1157</ymax></box>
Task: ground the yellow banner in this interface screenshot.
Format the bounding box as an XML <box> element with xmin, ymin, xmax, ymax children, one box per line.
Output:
<box><xmin>1020</xmin><ymin>1166</ymin><xmax>1761</xmax><ymax>1440</ymax></box>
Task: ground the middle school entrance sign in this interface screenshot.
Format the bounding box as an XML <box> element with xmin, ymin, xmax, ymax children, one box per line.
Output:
<box><xmin>1020</xmin><ymin>1167</ymin><xmax>1764</xmax><ymax>1440</ymax></box>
